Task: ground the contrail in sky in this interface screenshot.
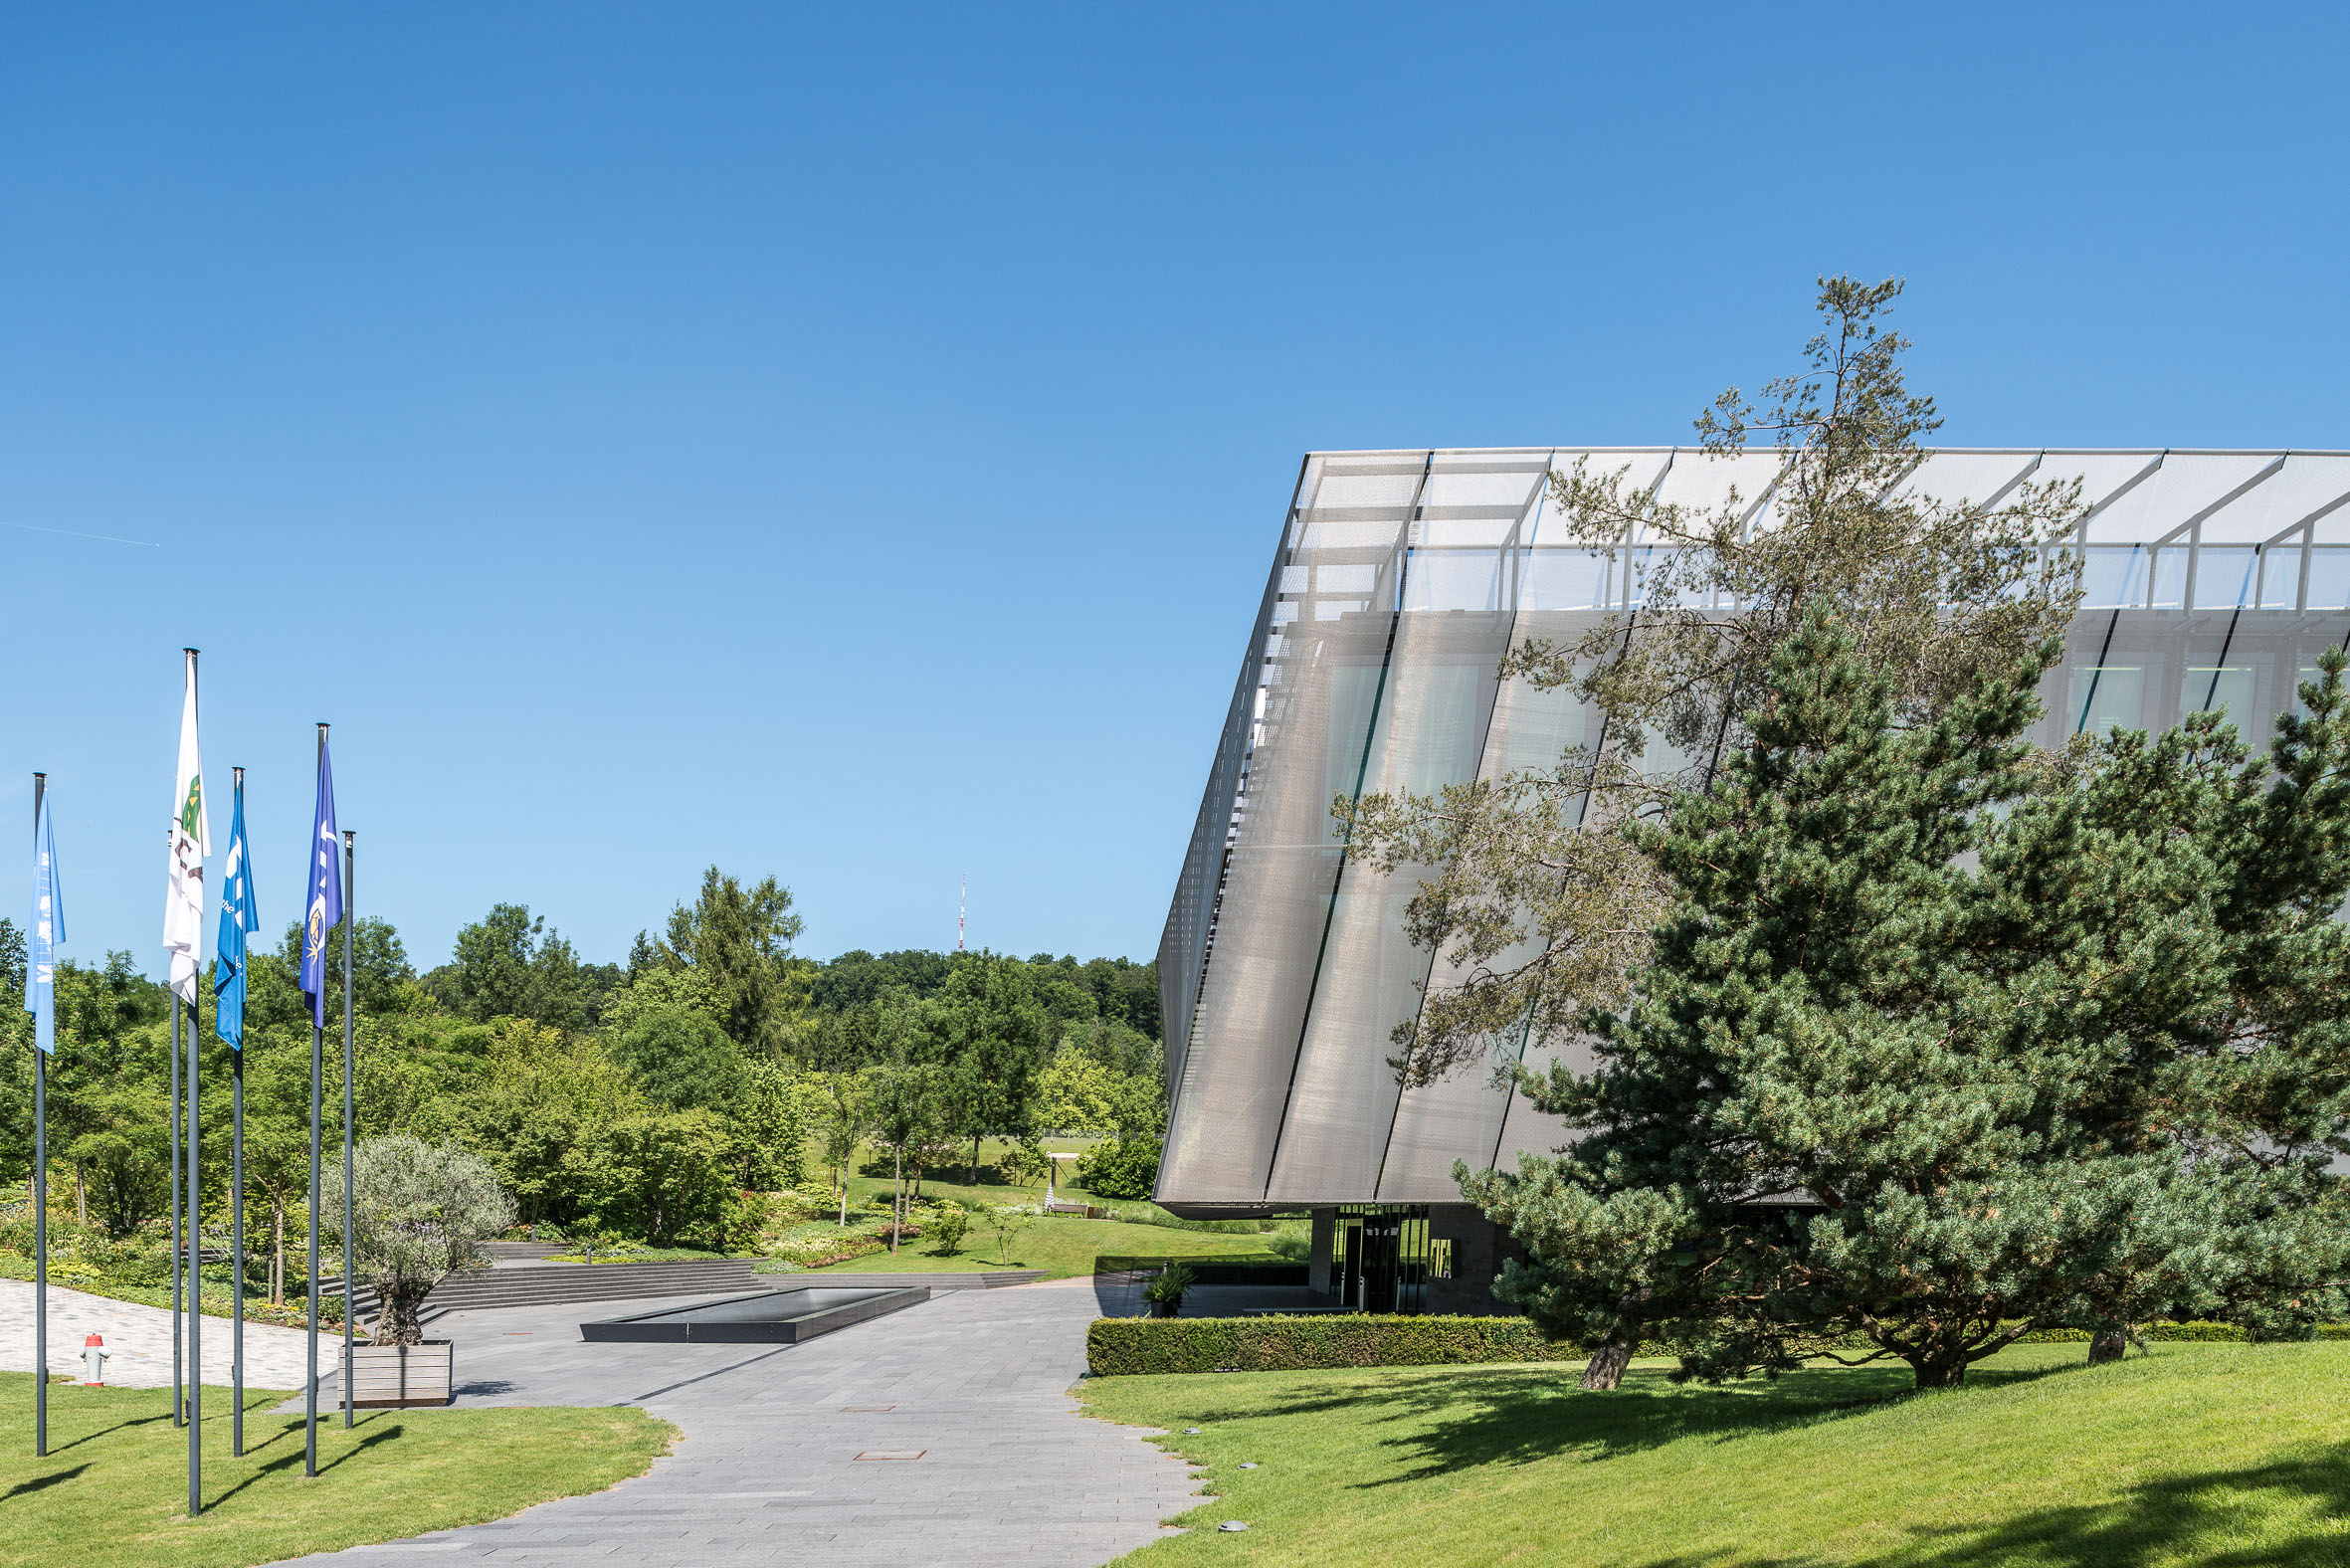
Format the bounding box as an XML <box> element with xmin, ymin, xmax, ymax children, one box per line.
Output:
<box><xmin>2</xmin><ymin>519</ymin><xmax>162</xmax><ymax>547</ymax></box>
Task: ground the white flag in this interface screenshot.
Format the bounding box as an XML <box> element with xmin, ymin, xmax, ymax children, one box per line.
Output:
<box><xmin>163</xmin><ymin>650</ymin><xmax>211</xmax><ymax>1004</ymax></box>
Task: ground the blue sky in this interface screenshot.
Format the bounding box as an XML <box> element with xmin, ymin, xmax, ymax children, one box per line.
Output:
<box><xmin>4</xmin><ymin>4</ymin><xmax>2346</xmax><ymax>978</ymax></box>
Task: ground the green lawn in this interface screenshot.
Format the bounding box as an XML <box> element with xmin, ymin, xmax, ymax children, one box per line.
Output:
<box><xmin>1079</xmin><ymin>1341</ymin><xmax>2350</xmax><ymax>1567</ymax></box>
<box><xmin>0</xmin><ymin>1374</ymin><xmax>673</xmax><ymax>1568</ymax></box>
<box><xmin>829</xmin><ymin>1133</ymin><xmax>1113</xmax><ymax>1213</ymax></box>
<box><xmin>798</xmin><ymin>1213</ymin><xmax>1284</xmax><ymax>1280</ymax></box>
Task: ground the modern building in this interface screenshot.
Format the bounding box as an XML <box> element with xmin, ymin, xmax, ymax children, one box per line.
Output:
<box><xmin>1154</xmin><ymin>446</ymin><xmax>2350</xmax><ymax>1313</ymax></box>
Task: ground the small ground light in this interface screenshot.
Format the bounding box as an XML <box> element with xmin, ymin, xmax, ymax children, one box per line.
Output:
<box><xmin>1239</xmin><ymin>1462</ymin><xmax>1259</xmax><ymax>1470</ymax></box>
<box><xmin>1220</xmin><ymin>1521</ymin><xmax>1250</xmax><ymax>1532</ymax></box>
<box><xmin>1184</xmin><ymin>1426</ymin><xmax>1203</xmax><ymax>1434</ymax></box>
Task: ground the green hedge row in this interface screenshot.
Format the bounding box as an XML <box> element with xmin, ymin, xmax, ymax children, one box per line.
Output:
<box><xmin>1087</xmin><ymin>1314</ymin><xmax>2350</xmax><ymax>1375</ymax></box>
<box><xmin>1087</xmin><ymin>1313</ymin><xmax>1574</xmax><ymax>1375</ymax></box>
<box><xmin>2014</xmin><ymin>1320</ymin><xmax>2350</xmax><ymax>1344</ymax></box>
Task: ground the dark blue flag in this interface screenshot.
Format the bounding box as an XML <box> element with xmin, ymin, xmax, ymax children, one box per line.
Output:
<box><xmin>213</xmin><ymin>777</ymin><xmax>260</xmax><ymax>1049</ymax></box>
<box><xmin>298</xmin><ymin>738</ymin><xmax>341</xmax><ymax>1026</ymax></box>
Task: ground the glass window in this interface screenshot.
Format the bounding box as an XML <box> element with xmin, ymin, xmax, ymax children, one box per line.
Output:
<box><xmin>2079</xmin><ymin>547</ymin><xmax>2146</xmax><ymax>608</ymax></box>
<box><xmin>2071</xmin><ymin>666</ymin><xmax>2145</xmax><ymax>735</ymax></box>
<box><xmin>1521</xmin><ymin>547</ymin><xmax>1614</xmax><ymax>610</ymax></box>
<box><xmin>1401</xmin><ymin>550</ymin><xmax>1498</xmax><ymax>613</ymax></box>
<box><xmin>2309</xmin><ymin>549</ymin><xmax>2350</xmax><ymax>610</ymax></box>
<box><xmin>2150</xmin><ymin>548</ymin><xmax>2187</xmax><ymax>609</ymax></box>
<box><xmin>2259</xmin><ymin>545</ymin><xmax>2303</xmax><ymax>609</ymax></box>
<box><xmin>2180</xmin><ymin>667</ymin><xmax>2254</xmax><ymax>720</ymax></box>
<box><xmin>2195</xmin><ymin>548</ymin><xmax>2255</xmax><ymax>610</ymax></box>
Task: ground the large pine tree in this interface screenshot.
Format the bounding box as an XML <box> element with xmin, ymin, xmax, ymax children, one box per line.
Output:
<box><xmin>1467</xmin><ymin>609</ymin><xmax>2350</xmax><ymax>1390</ymax></box>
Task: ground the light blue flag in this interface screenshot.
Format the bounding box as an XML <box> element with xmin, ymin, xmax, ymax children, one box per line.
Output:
<box><xmin>27</xmin><ymin>792</ymin><xmax>63</xmax><ymax>1056</ymax></box>
<box><xmin>213</xmin><ymin>778</ymin><xmax>260</xmax><ymax>1050</ymax></box>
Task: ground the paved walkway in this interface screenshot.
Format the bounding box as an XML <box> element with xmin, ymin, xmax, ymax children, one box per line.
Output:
<box><xmin>1</xmin><ymin>1276</ymin><xmax>325</xmax><ymax>1389</ymax></box>
<box><xmin>287</xmin><ymin>1274</ymin><xmax>1196</xmax><ymax>1567</ymax></box>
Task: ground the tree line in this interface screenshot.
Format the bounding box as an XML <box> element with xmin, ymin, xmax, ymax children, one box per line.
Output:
<box><xmin>0</xmin><ymin>867</ymin><xmax>1163</xmax><ymax>1285</ymax></box>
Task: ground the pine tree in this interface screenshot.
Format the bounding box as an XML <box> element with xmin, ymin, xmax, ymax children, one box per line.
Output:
<box><xmin>1467</xmin><ymin>609</ymin><xmax>2350</xmax><ymax>1391</ymax></box>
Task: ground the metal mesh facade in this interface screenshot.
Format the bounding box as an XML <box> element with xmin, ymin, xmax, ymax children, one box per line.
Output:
<box><xmin>1157</xmin><ymin>447</ymin><xmax>2350</xmax><ymax>1210</ymax></box>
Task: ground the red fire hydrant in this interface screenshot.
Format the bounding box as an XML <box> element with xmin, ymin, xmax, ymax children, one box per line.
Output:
<box><xmin>81</xmin><ymin>1332</ymin><xmax>108</xmax><ymax>1387</ymax></box>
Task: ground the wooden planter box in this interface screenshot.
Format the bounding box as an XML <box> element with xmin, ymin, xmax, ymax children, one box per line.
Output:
<box><xmin>343</xmin><ymin>1340</ymin><xmax>454</xmax><ymax>1408</ymax></box>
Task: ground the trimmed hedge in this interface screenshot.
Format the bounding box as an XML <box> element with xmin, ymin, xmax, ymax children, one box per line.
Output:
<box><xmin>2016</xmin><ymin>1320</ymin><xmax>2350</xmax><ymax>1344</ymax></box>
<box><xmin>1087</xmin><ymin>1313</ymin><xmax>1572</xmax><ymax>1375</ymax></box>
<box><xmin>1087</xmin><ymin>1314</ymin><xmax>2350</xmax><ymax>1375</ymax></box>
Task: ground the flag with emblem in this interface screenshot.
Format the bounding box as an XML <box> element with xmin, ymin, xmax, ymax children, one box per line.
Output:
<box><xmin>162</xmin><ymin>650</ymin><xmax>211</xmax><ymax>1005</ymax></box>
<box><xmin>298</xmin><ymin>733</ymin><xmax>341</xmax><ymax>1026</ymax></box>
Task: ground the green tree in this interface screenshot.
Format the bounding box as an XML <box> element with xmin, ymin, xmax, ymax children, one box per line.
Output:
<box><xmin>862</xmin><ymin>992</ymin><xmax>944</xmax><ymax>1255</ymax></box>
<box><xmin>654</xmin><ymin>868</ymin><xmax>806</xmax><ymax>1054</ymax></box>
<box><xmin>59</xmin><ymin>1083</ymin><xmax>171</xmax><ymax>1237</ymax></box>
<box><xmin>933</xmin><ymin>953</ymin><xmax>1053</xmax><ymax>1182</ymax></box>
<box><xmin>733</xmin><ymin>1059</ymin><xmax>808</xmax><ymax>1191</ymax></box>
<box><xmin>606</xmin><ymin>1001</ymin><xmax>750</xmax><ymax>1116</ymax></box>
<box><xmin>1470</xmin><ymin>610</ymin><xmax>2350</xmax><ymax>1392</ymax></box>
<box><xmin>278</xmin><ymin>915</ymin><xmax>417</xmax><ymax>1019</ymax></box>
<box><xmin>808</xmin><ymin>1071</ymin><xmax>869</xmax><ymax>1225</ymax></box>
<box><xmin>443</xmin><ymin>1018</ymin><xmax>641</xmax><ymax>1235</ymax></box>
<box><xmin>436</xmin><ymin>904</ymin><xmax>602</xmax><ymax>1030</ymax></box>
<box><xmin>575</xmin><ymin>1108</ymin><xmax>746</xmax><ymax>1249</ymax></box>
<box><xmin>1346</xmin><ymin>278</ymin><xmax>2088</xmax><ymax>1090</ymax></box>
<box><xmin>323</xmin><ymin>1135</ymin><xmax>514</xmax><ymax>1343</ymax></box>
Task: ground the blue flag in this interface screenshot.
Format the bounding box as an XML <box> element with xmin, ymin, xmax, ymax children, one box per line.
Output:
<box><xmin>27</xmin><ymin>791</ymin><xmax>63</xmax><ymax>1056</ymax></box>
<box><xmin>213</xmin><ymin>778</ymin><xmax>261</xmax><ymax>1050</ymax></box>
<box><xmin>298</xmin><ymin>738</ymin><xmax>342</xmax><ymax>1027</ymax></box>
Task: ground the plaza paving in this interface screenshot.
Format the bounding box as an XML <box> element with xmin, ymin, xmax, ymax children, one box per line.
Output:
<box><xmin>285</xmin><ymin>1273</ymin><xmax>1196</xmax><ymax>1567</ymax></box>
<box><xmin>0</xmin><ymin>1275</ymin><xmax>324</xmax><ymax>1388</ymax></box>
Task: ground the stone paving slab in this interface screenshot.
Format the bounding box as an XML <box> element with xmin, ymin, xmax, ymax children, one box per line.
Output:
<box><xmin>285</xmin><ymin>1274</ymin><xmax>1194</xmax><ymax>1568</ymax></box>
<box><xmin>1</xmin><ymin>1276</ymin><xmax>325</xmax><ymax>1389</ymax></box>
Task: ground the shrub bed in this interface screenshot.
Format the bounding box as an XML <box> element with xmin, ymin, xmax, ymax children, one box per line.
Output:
<box><xmin>1087</xmin><ymin>1313</ymin><xmax>1573</xmax><ymax>1375</ymax></box>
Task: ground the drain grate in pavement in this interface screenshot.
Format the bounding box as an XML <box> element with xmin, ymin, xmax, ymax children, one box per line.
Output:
<box><xmin>854</xmin><ymin>1450</ymin><xmax>925</xmax><ymax>1462</ymax></box>
<box><xmin>840</xmin><ymin>1405</ymin><xmax>895</xmax><ymax>1412</ymax></box>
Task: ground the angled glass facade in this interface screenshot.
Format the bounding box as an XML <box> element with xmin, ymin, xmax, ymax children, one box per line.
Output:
<box><xmin>1157</xmin><ymin>447</ymin><xmax>2350</xmax><ymax>1214</ymax></box>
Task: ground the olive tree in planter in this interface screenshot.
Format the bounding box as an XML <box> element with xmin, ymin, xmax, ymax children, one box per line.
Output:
<box><xmin>325</xmin><ymin>1135</ymin><xmax>514</xmax><ymax>1407</ymax></box>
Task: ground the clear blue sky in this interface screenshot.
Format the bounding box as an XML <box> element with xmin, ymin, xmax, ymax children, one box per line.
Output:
<box><xmin>5</xmin><ymin>4</ymin><xmax>2346</xmax><ymax>979</ymax></box>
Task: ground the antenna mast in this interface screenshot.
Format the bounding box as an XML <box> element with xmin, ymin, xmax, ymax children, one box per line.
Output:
<box><xmin>958</xmin><ymin>874</ymin><xmax>966</xmax><ymax>953</ymax></box>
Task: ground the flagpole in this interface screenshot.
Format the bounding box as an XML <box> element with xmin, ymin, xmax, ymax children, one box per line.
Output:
<box><xmin>304</xmin><ymin>722</ymin><xmax>326</xmax><ymax>1479</ymax></box>
<box><xmin>31</xmin><ymin>772</ymin><xmax>48</xmax><ymax>1460</ymax></box>
<box><xmin>170</xmin><ymin>942</ymin><xmax>184</xmax><ymax>1428</ymax></box>
<box><xmin>187</xmin><ymin>954</ymin><xmax>203</xmax><ymax>1516</ymax></box>
<box><xmin>339</xmin><ymin>828</ymin><xmax>355</xmax><ymax>1429</ymax></box>
<box><xmin>230</xmin><ymin>766</ymin><xmax>247</xmax><ymax>1459</ymax></box>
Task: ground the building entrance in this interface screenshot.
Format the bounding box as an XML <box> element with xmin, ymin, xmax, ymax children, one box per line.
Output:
<box><xmin>1331</xmin><ymin>1204</ymin><xmax>1435</xmax><ymax>1314</ymax></box>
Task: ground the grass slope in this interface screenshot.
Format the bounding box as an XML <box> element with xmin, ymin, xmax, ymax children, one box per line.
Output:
<box><xmin>1079</xmin><ymin>1342</ymin><xmax>2350</xmax><ymax>1567</ymax></box>
<box><xmin>800</xmin><ymin>1213</ymin><xmax>1282</xmax><ymax>1279</ymax></box>
<box><xmin>0</xmin><ymin>1374</ymin><xmax>673</xmax><ymax>1568</ymax></box>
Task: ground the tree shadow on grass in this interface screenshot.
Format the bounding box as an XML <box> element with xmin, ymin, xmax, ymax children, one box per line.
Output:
<box><xmin>1626</xmin><ymin>1444</ymin><xmax>2350</xmax><ymax>1568</ymax></box>
<box><xmin>1170</xmin><ymin>1355</ymin><xmax>2085</xmax><ymax>1487</ymax></box>
<box><xmin>2</xmin><ymin>1464</ymin><xmax>89</xmax><ymax>1501</ymax></box>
